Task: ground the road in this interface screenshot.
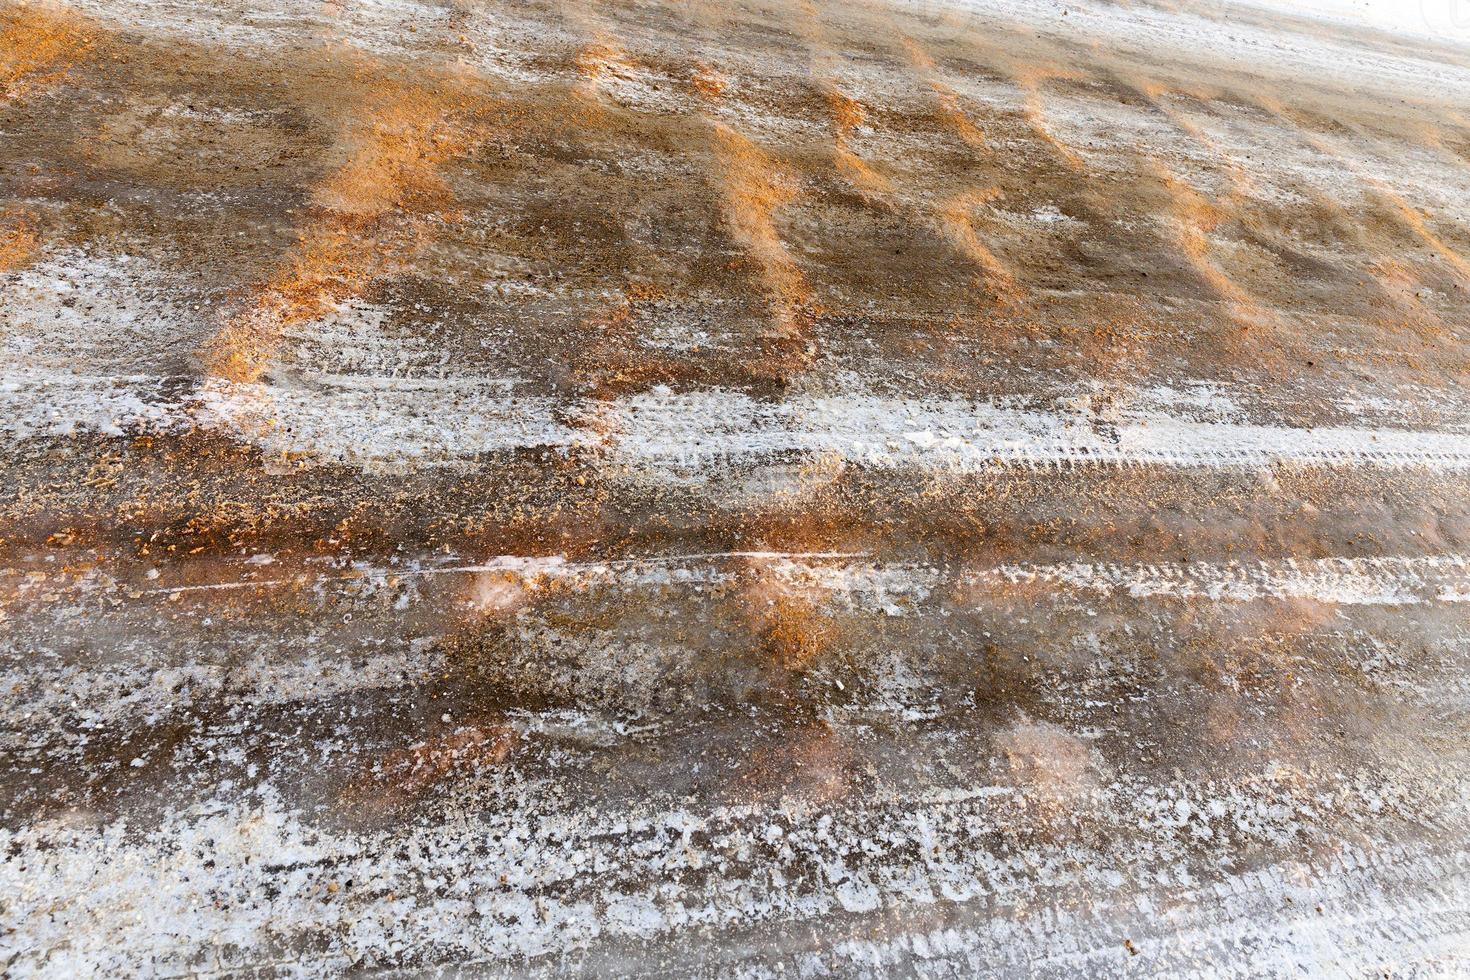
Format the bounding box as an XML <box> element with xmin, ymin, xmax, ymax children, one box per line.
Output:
<box><xmin>2</xmin><ymin>0</ymin><xmax>1469</xmax><ymax>974</ymax></box>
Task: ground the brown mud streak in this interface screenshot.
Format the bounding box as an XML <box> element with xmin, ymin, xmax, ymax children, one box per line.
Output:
<box><xmin>950</xmin><ymin>42</ymin><xmax>1174</xmax><ymax>377</ymax></box>
<box><xmin>560</xmin><ymin>3</ymin><xmax>820</xmax><ymax>396</ymax></box>
<box><xmin>1424</xmin><ymin>107</ymin><xmax>1470</xmax><ymax>179</ymax></box>
<box><xmin>923</xmin><ymin>17</ymin><xmax>1172</xmax><ymax>361</ymax></box>
<box><xmin>1148</xmin><ymin>157</ymin><xmax>1276</xmax><ymax>329</ymax></box>
<box><xmin>959</xmin><ymin>33</ymin><xmax>1287</xmax><ymax>375</ymax></box>
<box><xmin>732</xmin><ymin>717</ymin><xmax>856</xmax><ymax>805</ymax></box>
<box><xmin>936</xmin><ymin>187</ymin><xmax>1026</xmax><ymax>310</ymax></box>
<box><xmin>823</xmin><ymin>84</ymin><xmax>891</xmax><ymax>200</ymax></box>
<box><xmin>1248</xmin><ymin>95</ymin><xmax>1470</xmax><ymax>365</ymax></box>
<box><xmin>1007</xmin><ymin>62</ymin><xmax>1087</xmax><ymax>173</ymax></box>
<box><xmin>799</xmin><ymin>1</ymin><xmax>1018</xmax><ymax>372</ymax></box>
<box><xmin>792</xmin><ymin>0</ymin><xmax>891</xmax><ymax>200</ymax></box>
<box><xmin>342</xmin><ymin>722</ymin><xmax>516</xmax><ymax>817</ymax></box>
<box><xmin>1113</xmin><ymin>77</ymin><xmax>1329</xmax><ymax>379</ymax></box>
<box><xmin>711</xmin><ymin>121</ymin><xmax>816</xmax><ymax>359</ymax></box>
<box><xmin>201</xmin><ymin>59</ymin><xmax>478</xmax><ymax>384</ymax></box>
<box><xmin>551</xmin><ymin>10</ymin><xmax>704</xmax><ymax>402</ymax></box>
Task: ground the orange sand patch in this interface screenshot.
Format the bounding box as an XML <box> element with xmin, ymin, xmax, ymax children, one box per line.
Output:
<box><xmin>824</xmin><ymin>84</ymin><xmax>890</xmax><ymax>197</ymax></box>
<box><xmin>0</xmin><ymin>4</ymin><xmax>92</xmax><ymax>101</ymax></box>
<box><xmin>689</xmin><ymin>63</ymin><xmax>728</xmax><ymax>101</ymax></box>
<box><xmin>710</xmin><ymin>123</ymin><xmax>813</xmax><ymax>340</ymax></box>
<box><xmin>0</xmin><ymin>212</ymin><xmax>37</xmax><ymax>271</ymax></box>
<box><xmin>736</xmin><ymin>556</ymin><xmax>836</xmax><ymax>670</ymax></box>
<box><xmin>570</xmin><ymin>34</ymin><xmax>640</xmax><ymax>120</ymax></box>
<box><xmin>899</xmin><ymin>36</ymin><xmax>986</xmax><ymax>148</ymax></box>
<box><xmin>204</xmin><ymin>70</ymin><xmax>474</xmax><ymax>383</ymax></box>
<box><xmin>936</xmin><ymin>188</ymin><xmax>1025</xmax><ymax>308</ymax></box>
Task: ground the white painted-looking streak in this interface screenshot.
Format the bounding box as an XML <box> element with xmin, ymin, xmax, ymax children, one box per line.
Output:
<box><xmin>11</xmin><ymin>378</ymin><xmax>1470</xmax><ymax>475</ymax></box>
<box><xmin>14</xmin><ymin>552</ymin><xmax>1467</xmax><ymax>608</ymax></box>
<box><xmin>595</xmin><ymin>388</ymin><xmax>1470</xmax><ymax>474</ymax></box>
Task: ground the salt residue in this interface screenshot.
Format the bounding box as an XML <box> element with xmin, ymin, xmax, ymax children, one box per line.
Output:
<box><xmin>1</xmin><ymin>768</ymin><xmax>1460</xmax><ymax>974</ymax></box>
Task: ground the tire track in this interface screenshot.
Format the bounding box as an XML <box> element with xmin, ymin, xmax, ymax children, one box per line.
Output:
<box><xmin>4</xmin><ymin>764</ymin><xmax>1463</xmax><ymax>975</ymax></box>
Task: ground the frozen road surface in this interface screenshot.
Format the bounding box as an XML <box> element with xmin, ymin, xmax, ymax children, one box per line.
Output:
<box><xmin>3</xmin><ymin>0</ymin><xmax>1470</xmax><ymax>974</ymax></box>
